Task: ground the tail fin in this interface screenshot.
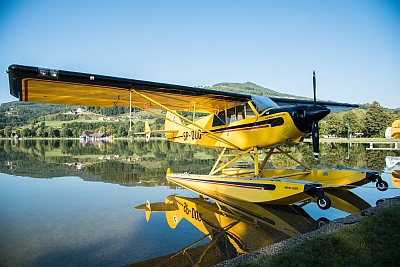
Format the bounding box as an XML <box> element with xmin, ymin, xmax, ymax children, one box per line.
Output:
<box><xmin>166</xmin><ymin>211</ymin><xmax>183</xmax><ymax>229</ymax></box>
<box><xmin>145</xmin><ymin>121</ymin><xmax>151</xmax><ymax>142</ymax></box>
<box><xmin>145</xmin><ymin>200</ymin><xmax>151</xmax><ymax>221</ymax></box>
<box><xmin>165</xmin><ymin>111</ymin><xmax>182</xmax><ymax>139</ymax></box>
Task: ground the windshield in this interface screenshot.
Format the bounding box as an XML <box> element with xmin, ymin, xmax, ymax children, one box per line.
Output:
<box><xmin>251</xmin><ymin>95</ymin><xmax>279</xmax><ymax>113</ymax></box>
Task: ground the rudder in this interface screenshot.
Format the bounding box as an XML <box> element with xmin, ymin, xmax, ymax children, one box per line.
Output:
<box><xmin>165</xmin><ymin>111</ymin><xmax>182</xmax><ymax>139</ymax></box>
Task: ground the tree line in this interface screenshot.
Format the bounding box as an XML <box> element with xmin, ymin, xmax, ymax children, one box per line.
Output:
<box><xmin>1</xmin><ymin>99</ymin><xmax>399</xmax><ymax>139</ymax></box>
<box><xmin>322</xmin><ymin>101</ymin><xmax>398</xmax><ymax>138</ymax></box>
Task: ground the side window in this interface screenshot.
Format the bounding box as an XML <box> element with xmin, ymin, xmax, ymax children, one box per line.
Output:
<box><xmin>236</xmin><ymin>105</ymin><xmax>245</xmax><ymax>121</ymax></box>
<box><xmin>227</xmin><ymin>107</ymin><xmax>237</xmax><ymax>123</ymax></box>
<box><xmin>212</xmin><ymin>111</ymin><xmax>226</xmax><ymax>127</ymax></box>
<box><xmin>245</xmin><ymin>103</ymin><xmax>255</xmax><ymax>118</ymax></box>
<box><xmin>212</xmin><ymin>103</ymin><xmax>258</xmax><ymax>126</ymax></box>
<box><xmin>225</xmin><ymin>104</ymin><xmax>254</xmax><ymax>122</ymax></box>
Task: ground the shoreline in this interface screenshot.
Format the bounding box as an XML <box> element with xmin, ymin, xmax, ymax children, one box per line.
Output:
<box><xmin>215</xmin><ymin>196</ymin><xmax>400</xmax><ymax>267</ymax></box>
<box><xmin>1</xmin><ymin>137</ymin><xmax>398</xmax><ymax>142</ymax></box>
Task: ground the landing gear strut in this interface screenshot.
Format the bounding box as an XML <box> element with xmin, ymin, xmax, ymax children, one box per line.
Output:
<box><xmin>305</xmin><ymin>185</ymin><xmax>332</xmax><ymax>210</ymax></box>
<box><xmin>366</xmin><ymin>171</ymin><xmax>388</xmax><ymax>191</ymax></box>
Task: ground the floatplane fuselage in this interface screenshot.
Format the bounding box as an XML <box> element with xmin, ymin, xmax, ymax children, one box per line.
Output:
<box><xmin>161</xmin><ymin>98</ymin><xmax>321</xmax><ymax>151</ymax></box>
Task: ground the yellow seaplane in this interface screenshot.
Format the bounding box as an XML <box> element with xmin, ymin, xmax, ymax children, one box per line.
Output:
<box><xmin>7</xmin><ymin>64</ymin><xmax>388</xmax><ymax>210</ymax></box>
<box><xmin>390</xmin><ymin>120</ymin><xmax>400</xmax><ymax>139</ymax></box>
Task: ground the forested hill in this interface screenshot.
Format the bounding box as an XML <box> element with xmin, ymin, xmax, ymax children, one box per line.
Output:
<box><xmin>0</xmin><ymin>101</ymin><xmax>77</xmax><ymax>128</ymax></box>
<box><xmin>207</xmin><ymin>82</ymin><xmax>307</xmax><ymax>99</ymax></box>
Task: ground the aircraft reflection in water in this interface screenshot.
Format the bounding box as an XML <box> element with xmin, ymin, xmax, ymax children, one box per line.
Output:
<box><xmin>386</xmin><ymin>156</ymin><xmax>400</xmax><ymax>189</ymax></box>
<box><xmin>392</xmin><ymin>170</ymin><xmax>400</xmax><ymax>188</ymax></box>
<box><xmin>134</xmin><ymin>188</ymin><xmax>370</xmax><ymax>266</ymax></box>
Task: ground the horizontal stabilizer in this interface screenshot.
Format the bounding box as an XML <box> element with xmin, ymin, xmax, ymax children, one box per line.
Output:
<box><xmin>134</xmin><ymin>121</ymin><xmax>179</xmax><ymax>141</ymax></box>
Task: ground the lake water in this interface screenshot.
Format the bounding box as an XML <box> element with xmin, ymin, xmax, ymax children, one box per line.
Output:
<box><xmin>0</xmin><ymin>139</ymin><xmax>399</xmax><ymax>267</ymax></box>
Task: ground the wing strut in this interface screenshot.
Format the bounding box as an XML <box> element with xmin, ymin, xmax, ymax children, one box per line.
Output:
<box><xmin>130</xmin><ymin>89</ymin><xmax>241</xmax><ymax>150</ymax></box>
<box><xmin>129</xmin><ymin>90</ymin><xmax>132</xmax><ymax>132</ymax></box>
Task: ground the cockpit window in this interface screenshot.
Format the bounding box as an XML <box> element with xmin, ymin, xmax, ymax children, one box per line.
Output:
<box><xmin>213</xmin><ymin>111</ymin><xmax>226</xmax><ymax>127</ymax></box>
<box><xmin>212</xmin><ymin>96</ymin><xmax>278</xmax><ymax>126</ymax></box>
<box><xmin>250</xmin><ymin>95</ymin><xmax>279</xmax><ymax>113</ymax></box>
<box><xmin>225</xmin><ymin>103</ymin><xmax>254</xmax><ymax>124</ymax></box>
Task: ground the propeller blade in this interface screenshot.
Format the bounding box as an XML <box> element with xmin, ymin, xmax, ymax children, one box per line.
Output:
<box><xmin>312</xmin><ymin>121</ymin><xmax>319</xmax><ymax>161</ymax></box>
<box><xmin>313</xmin><ymin>70</ymin><xmax>317</xmax><ymax>106</ymax></box>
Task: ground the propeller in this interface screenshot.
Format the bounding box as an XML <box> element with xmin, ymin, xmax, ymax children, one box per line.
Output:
<box><xmin>290</xmin><ymin>71</ymin><xmax>330</xmax><ymax>160</ymax></box>
<box><xmin>312</xmin><ymin>71</ymin><xmax>319</xmax><ymax>161</ymax></box>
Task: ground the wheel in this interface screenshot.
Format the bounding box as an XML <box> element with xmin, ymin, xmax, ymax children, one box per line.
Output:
<box><xmin>317</xmin><ymin>195</ymin><xmax>331</xmax><ymax>210</ymax></box>
<box><xmin>317</xmin><ymin>217</ymin><xmax>330</xmax><ymax>228</ymax></box>
<box><xmin>376</xmin><ymin>180</ymin><xmax>388</xmax><ymax>191</ymax></box>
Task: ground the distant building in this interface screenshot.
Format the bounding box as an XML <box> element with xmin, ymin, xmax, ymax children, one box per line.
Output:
<box><xmin>76</xmin><ymin>106</ymin><xmax>84</xmax><ymax>113</ymax></box>
<box><xmin>80</xmin><ymin>131</ymin><xmax>92</xmax><ymax>139</ymax></box>
<box><xmin>92</xmin><ymin>132</ymin><xmax>107</xmax><ymax>139</ymax></box>
<box><xmin>80</xmin><ymin>131</ymin><xmax>107</xmax><ymax>140</ymax></box>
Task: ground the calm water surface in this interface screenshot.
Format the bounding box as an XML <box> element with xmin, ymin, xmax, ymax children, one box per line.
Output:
<box><xmin>0</xmin><ymin>139</ymin><xmax>399</xmax><ymax>267</ymax></box>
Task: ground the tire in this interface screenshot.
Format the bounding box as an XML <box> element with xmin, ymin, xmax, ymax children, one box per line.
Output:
<box><xmin>376</xmin><ymin>180</ymin><xmax>389</xmax><ymax>192</ymax></box>
<box><xmin>317</xmin><ymin>195</ymin><xmax>331</xmax><ymax>210</ymax></box>
<box><xmin>317</xmin><ymin>217</ymin><xmax>330</xmax><ymax>227</ymax></box>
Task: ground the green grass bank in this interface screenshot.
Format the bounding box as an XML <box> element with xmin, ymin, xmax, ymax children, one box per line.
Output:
<box><xmin>216</xmin><ymin>200</ymin><xmax>400</xmax><ymax>267</ymax></box>
<box><xmin>220</xmin><ymin>199</ymin><xmax>400</xmax><ymax>267</ymax></box>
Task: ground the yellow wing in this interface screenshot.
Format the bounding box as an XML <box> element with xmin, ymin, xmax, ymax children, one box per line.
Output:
<box><xmin>8</xmin><ymin>64</ymin><xmax>250</xmax><ymax>114</ymax></box>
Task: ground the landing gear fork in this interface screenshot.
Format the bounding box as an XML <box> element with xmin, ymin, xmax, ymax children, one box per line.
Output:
<box><xmin>316</xmin><ymin>188</ymin><xmax>331</xmax><ymax>210</ymax></box>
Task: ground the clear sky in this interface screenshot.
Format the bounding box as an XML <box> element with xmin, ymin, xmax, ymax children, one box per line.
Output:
<box><xmin>0</xmin><ymin>0</ymin><xmax>399</xmax><ymax>108</ymax></box>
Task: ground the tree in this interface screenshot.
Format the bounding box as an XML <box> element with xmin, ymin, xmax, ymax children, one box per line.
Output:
<box><xmin>4</xmin><ymin>126</ymin><xmax>12</xmax><ymax>138</ymax></box>
<box><xmin>36</xmin><ymin>127</ymin><xmax>44</xmax><ymax>137</ymax></box>
<box><xmin>47</xmin><ymin>127</ymin><xmax>55</xmax><ymax>138</ymax></box>
<box><xmin>53</xmin><ymin>129</ymin><xmax>60</xmax><ymax>138</ymax></box>
<box><xmin>60</xmin><ymin>127</ymin><xmax>73</xmax><ymax>138</ymax></box>
<box><xmin>342</xmin><ymin>109</ymin><xmax>364</xmax><ymax>136</ymax></box>
<box><xmin>134</xmin><ymin>121</ymin><xmax>145</xmax><ymax>133</ymax></box>
<box><xmin>39</xmin><ymin>121</ymin><xmax>46</xmax><ymax>129</ymax></box>
<box><xmin>364</xmin><ymin>101</ymin><xmax>386</xmax><ymax>137</ymax></box>
<box><xmin>21</xmin><ymin>127</ymin><xmax>31</xmax><ymax>137</ymax></box>
<box><xmin>324</xmin><ymin>114</ymin><xmax>344</xmax><ymax>136</ymax></box>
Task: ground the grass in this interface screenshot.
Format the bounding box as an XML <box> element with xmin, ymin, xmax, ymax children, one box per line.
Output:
<box><xmin>43</xmin><ymin>119</ymin><xmax>111</xmax><ymax>128</ymax></box>
<box><xmin>40</xmin><ymin>118</ymin><xmax>156</xmax><ymax>129</ymax></box>
<box><xmin>43</xmin><ymin>150</ymin><xmax>63</xmax><ymax>157</ymax></box>
<box><xmin>194</xmin><ymin>151</ymin><xmax>215</xmax><ymax>160</ymax></box>
<box><xmin>304</xmin><ymin>137</ymin><xmax>397</xmax><ymax>143</ymax></box>
<box><xmin>241</xmin><ymin>202</ymin><xmax>400</xmax><ymax>267</ymax></box>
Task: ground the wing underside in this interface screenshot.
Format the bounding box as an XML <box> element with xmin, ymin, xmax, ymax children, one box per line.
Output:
<box><xmin>8</xmin><ymin>64</ymin><xmax>358</xmax><ymax>114</ymax></box>
<box><xmin>8</xmin><ymin>65</ymin><xmax>250</xmax><ymax>114</ymax></box>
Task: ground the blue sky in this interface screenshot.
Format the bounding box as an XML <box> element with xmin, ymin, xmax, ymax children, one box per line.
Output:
<box><xmin>0</xmin><ymin>0</ymin><xmax>399</xmax><ymax>108</ymax></box>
